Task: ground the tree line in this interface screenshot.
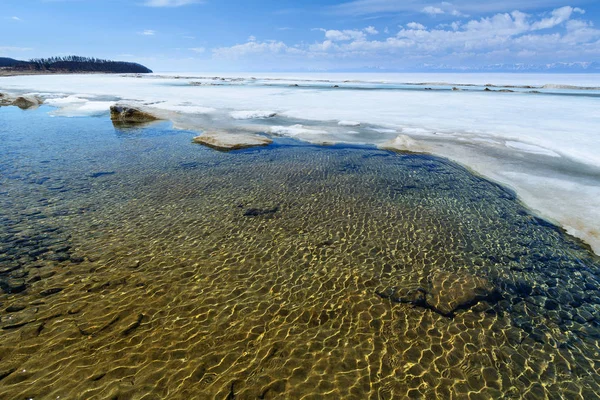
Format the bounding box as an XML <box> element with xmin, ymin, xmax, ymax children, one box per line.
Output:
<box><xmin>29</xmin><ymin>56</ymin><xmax>121</xmax><ymax>66</ymax></box>
<box><xmin>1</xmin><ymin>55</ymin><xmax>152</xmax><ymax>74</ymax></box>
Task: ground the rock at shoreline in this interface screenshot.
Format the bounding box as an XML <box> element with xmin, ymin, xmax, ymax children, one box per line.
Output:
<box><xmin>0</xmin><ymin>93</ymin><xmax>43</xmax><ymax>109</ymax></box>
<box><xmin>379</xmin><ymin>135</ymin><xmax>430</xmax><ymax>154</ymax></box>
<box><xmin>193</xmin><ymin>131</ymin><xmax>272</xmax><ymax>151</ymax></box>
<box><xmin>110</xmin><ymin>105</ymin><xmax>160</xmax><ymax>124</ymax></box>
<box><xmin>13</xmin><ymin>96</ymin><xmax>42</xmax><ymax>110</ymax></box>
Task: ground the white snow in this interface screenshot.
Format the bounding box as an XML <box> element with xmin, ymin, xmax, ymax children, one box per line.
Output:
<box><xmin>44</xmin><ymin>95</ymin><xmax>113</xmax><ymax>117</ymax></box>
<box><xmin>505</xmin><ymin>141</ymin><xmax>561</xmax><ymax>157</ymax></box>
<box><xmin>230</xmin><ymin>110</ymin><xmax>277</xmax><ymax>119</ymax></box>
<box><xmin>269</xmin><ymin>125</ymin><xmax>328</xmax><ymax>136</ymax></box>
<box><xmin>338</xmin><ymin>120</ymin><xmax>361</xmax><ymax>127</ymax></box>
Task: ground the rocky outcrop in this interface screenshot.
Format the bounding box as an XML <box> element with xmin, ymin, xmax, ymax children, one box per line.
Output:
<box><xmin>13</xmin><ymin>96</ymin><xmax>42</xmax><ymax>110</ymax></box>
<box><xmin>0</xmin><ymin>93</ymin><xmax>43</xmax><ymax>109</ymax></box>
<box><xmin>193</xmin><ymin>131</ymin><xmax>272</xmax><ymax>151</ymax></box>
<box><xmin>379</xmin><ymin>135</ymin><xmax>430</xmax><ymax>154</ymax></box>
<box><xmin>110</xmin><ymin>105</ymin><xmax>160</xmax><ymax>124</ymax></box>
<box><xmin>377</xmin><ymin>270</ymin><xmax>501</xmax><ymax>317</ymax></box>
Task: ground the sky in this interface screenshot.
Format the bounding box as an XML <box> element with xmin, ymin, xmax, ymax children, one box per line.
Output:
<box><xmin>1</xmin><ymin>0</ymin><xmax>600</xmax><ymax>72</ymax></box>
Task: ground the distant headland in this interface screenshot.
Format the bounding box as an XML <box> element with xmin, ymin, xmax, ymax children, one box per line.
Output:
<box><xmin>0</xmin><ymin>55</ymin><xmax>152</xmax><ymax>76</ymax></box>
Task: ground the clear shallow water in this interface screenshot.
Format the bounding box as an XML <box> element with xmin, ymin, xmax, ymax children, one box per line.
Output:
<box><xmin>1</xmin><ymin>107</ymin><xmax>600</xmax><ymax>399</ymax></box>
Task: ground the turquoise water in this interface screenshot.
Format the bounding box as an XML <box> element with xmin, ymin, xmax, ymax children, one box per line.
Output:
<box><xmin>1</xmin><ymin>106</ymin><xmax>600</xmax><ymax>399</ymax></box>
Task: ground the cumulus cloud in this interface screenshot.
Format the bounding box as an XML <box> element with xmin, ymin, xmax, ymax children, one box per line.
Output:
<box><xmin>364</xmin><ymin>26</ymin><xmax>379</xmax><ymax>34</ymax></box>
<box><xmin>325</xmin><ymin>29</ymin><xmax>366</xmax><ymax>41</ymax></box>
<box><xmin>315</xmin><ymin>26</ymin><xmax>380</xmax><ymax>42</ymax></box>
<box><xmin>139</xmin><ymin>30</ymin><xmax>156</xmax><ymax>36</ymax></box>
<box><xmin>406</xmin><ymin>22</ymin><xmax>426</xmax><ymax>30</ymax></box>
<box><xmin>531</xmin><ymin>6</ymin><xmax>584</xmax><ymax>30</ymax></box>
<box><xmin>213</xmin><ymin>40</ymin><xmax>303</xmax><ymax>59</ymax></box>
<box><xmin>212</xmin><ymin>6</ymin><xmax>600</xmax><ymax>67</ymax></box>
<box><xmin>143</xmin><ymin>0</ymin><xmax>203</xmax><ymax>7</ymax></box>
<box><xmin>331</xmin><ymin>0</ymin><xmax>578</xmax><ymax>15</ymax></box>
<box><xmin>422</xmin><ymin>6</ymin><xmax>444</xmax><ymax>15</ymax></box>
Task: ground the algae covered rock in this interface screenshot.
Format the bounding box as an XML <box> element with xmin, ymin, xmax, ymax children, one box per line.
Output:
<box><xmin>110</xmin><ymin>105</ymin><xmax>160</xmax><ymax>124</ymax></box>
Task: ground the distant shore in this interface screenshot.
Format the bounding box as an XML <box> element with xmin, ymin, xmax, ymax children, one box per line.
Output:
<box><xmin>0</xmin><ymin>56</ymin><xmax>152</xmax><ymax>76</ymax></box>
<box><xmin>0</xmin><ymin>69</ymin><xmax>114</xmax><ymax>77</ymax></box>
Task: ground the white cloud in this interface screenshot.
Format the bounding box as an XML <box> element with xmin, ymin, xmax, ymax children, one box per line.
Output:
<box><xmin>0</xmin><ymin>46</ymin><xmax>32</xmax><ymax>54</ymax></box>
<box><xmin>406</xmin><ymin>22</ymin><xmax>426</xmax><ymax>30</ymax></box>
<box><xmin>248</xmin><ymin>35</ymin><xmax>257</xmax><ymax>42</ymax></box>
<box><xmin>211</xmin><ymin>6</ymin><xmax>600</xmax><ymax>68</ymax></box>
<box><xmin>143</xmin><ymin>0</ymin><xmax>203</xmax><ymax>7</ymax></box>
<box><xmin>189</xmin><ymin>47</ymin><xmax>205</xmax><ymax>53</ymax></box>
<box><xmin>213</xmin><ymin>40</ymin><xmax>303</xmax><ymax>59</ymax></box>
<box><xmin>317</xmin><ymin>26</ymin><xmax>379</xmax><ymax>42</ymax></box>
<box><xmin>531</xmin><ymin>6</ymin><xmax>581</xmax><ymax>30</ymax></box>
<box><xmin>331</xmin><ymin>0</ymin><xmax>581</xmax><ymax>15</ymax></box>
<box><xmin>11</xmin><ymin>16</ymin><xmax>21</xmax><ymax>21</ymax></box>
<box><xmin>139</xmin><ymin>30</ymin><xmax>156</xmax><ymax>36</ymax></box>
<box><xmin>183</xmin><ymin>36</ymin><xmax>196</xmax><ymax>39</ymax></box>
<box><xmin>422</xmin><ymin>6</ymin><xmax>444</xmax><ymax>15</ymax></box>
<box><xmin>325</xmin><ymin>29</ymin><xmax>365</xmax><ymax>41</ymax></box>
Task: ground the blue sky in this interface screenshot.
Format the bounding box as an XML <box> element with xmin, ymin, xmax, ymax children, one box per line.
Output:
<box><xmin>1</xmin><ymin>0</ymin><xmax>600</xmax><ymax>71</ymax></box>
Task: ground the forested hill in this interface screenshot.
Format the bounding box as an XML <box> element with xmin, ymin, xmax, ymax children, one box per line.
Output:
<box><xmin>0</xmin><ymin>56</ymin><xmax>152</xmax><ymax>74</ymax></box>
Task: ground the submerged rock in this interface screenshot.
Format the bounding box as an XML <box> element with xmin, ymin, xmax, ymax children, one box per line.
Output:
<box><xmin>193</xmin><ymin>131</ymin><xmax>272</xmax><ymax>151</ymax></box>
<box><xmin>378</xmin><ymin>270</ymin><xmax>501</xmax><ymax>317</ymax></box>
<box><xmin>244</xmin><ymin>206</ymin><xmax>279</xmax><ymax>217</ymax></box>
<box><xmin>426</xmin><ymin>271</ymin><xmax>499</xmax><ymax>316</ymax></box>
<box><xmin>110</xmin><ymin>105</ymin><xmax>160</xmax><ymax>124</ymax></box>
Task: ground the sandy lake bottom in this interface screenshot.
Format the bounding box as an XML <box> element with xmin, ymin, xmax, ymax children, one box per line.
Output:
<box><xmin>1</xmin><ymin>106</ymin><xmax>600</xmax><ymax>399</ymax></box>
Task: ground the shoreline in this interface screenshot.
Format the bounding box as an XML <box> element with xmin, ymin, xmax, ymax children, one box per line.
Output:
<box><xmin>0</xmin><ymin>70</ymin><xmax>147</xmax><ymax>77</ymax></box>
<box><xmin>0</xmin><ymin>74</ymin><xmax>598</xmax><ymax>255</ymax></box>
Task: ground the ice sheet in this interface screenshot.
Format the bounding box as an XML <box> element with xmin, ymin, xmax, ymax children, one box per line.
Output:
<box><xmin>230</xmin><ymin>110</ymin><xmax>277</xmax><ymax>119</ymax></box>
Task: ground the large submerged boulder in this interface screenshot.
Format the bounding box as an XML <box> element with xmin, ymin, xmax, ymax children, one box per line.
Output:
<box><xmin>110</xmin><ymin>105</ymin><xmax>160</xmax><ymax>124</ymax></box>
<box><xmin>193</xmin><ymin>131</ymin><xmax>272</xmax><ymax>151</ymax></box>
